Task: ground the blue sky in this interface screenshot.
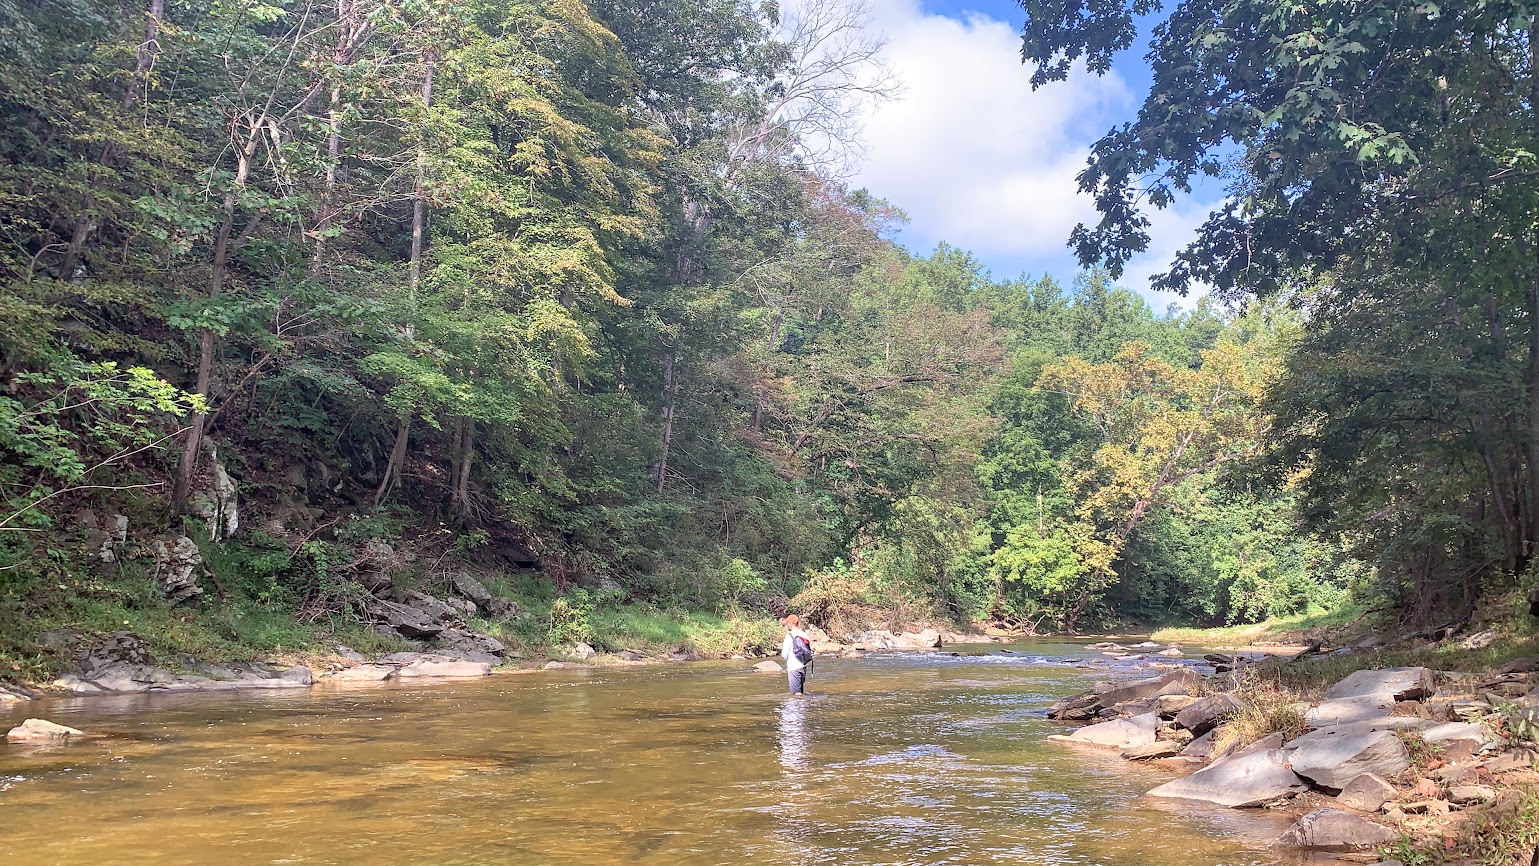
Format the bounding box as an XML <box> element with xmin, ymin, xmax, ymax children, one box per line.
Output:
<box><xmin>846</xmin><ymin>0</ymin><xmax>1220</xmax><ymax>308</ymax></box>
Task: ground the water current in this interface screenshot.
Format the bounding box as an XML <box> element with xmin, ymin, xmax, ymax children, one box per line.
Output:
<box><xmin>0</xmin><ymin>640</ymin><xmax>1295</xmax><ymax>866</ymax></box>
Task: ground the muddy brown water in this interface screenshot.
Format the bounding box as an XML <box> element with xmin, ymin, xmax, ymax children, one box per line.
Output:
<box><xmin>0</xmin><ymin>641</ymin><xmax>1294</xmax><ymax>865</ymax></box>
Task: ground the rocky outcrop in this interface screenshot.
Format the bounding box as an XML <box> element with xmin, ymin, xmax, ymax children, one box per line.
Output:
<box><xmin>51</xmin><ymin>636</ymin><xmax>314</xmax><ymax>694</ymax></box>
<box><xmin>1277</xmin><ymin>809</ymin><xmax>1399</xmax><ymax>852</ymax></box>
<box><xmin>7</xmin><ymin>718</ymin><xmax>87</xmax><ymax>743</ymax></box>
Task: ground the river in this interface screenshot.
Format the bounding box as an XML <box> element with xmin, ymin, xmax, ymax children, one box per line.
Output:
<box><xmin>0</xmin><ymin>640</ymin><xmax>1294</xmax><ymax>865</ymax></box>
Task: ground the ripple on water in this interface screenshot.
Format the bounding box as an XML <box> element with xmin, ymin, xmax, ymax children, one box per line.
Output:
<box><xmin>0</xmin><ymin>647</ymin><xmax>1286</xmax><ymax>866</ymax></box>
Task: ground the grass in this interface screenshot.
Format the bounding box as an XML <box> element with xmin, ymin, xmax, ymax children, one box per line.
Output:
<box><xmin>1150</xmin><ymin>603</ymin><xmax>1369</xmax><ymax>646</ymax></box>
<box><xmin>1213</xmin><ymin>679</ymin><xmax>1309</xmax><ymax>752</ymax></box>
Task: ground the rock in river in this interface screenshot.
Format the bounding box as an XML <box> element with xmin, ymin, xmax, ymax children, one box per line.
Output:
<box><xmin>7</xmin><ymin>718</ymin><xmax>87</xmax><ymax>743</ymax></box>
<box><xmin>1277</xmin><ymin>809</ymin><xmax>1399</xmax><ymax>852</ymax></box>
<box><xmin>1146</xmin><ymin>744</ymin><xmax>1308</xmax><ymax>807</ymax></box>
<box><xmin>754</xmin><ymin>660</ymin><xmax>783</xmax><ymax>673</ymax></box>
<box><xmin>1054</xmin><ymin>712</ymin><xmax>1160</xmax><ymax>750</ymax></box>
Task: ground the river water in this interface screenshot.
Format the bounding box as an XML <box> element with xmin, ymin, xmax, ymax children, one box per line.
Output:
<box><xmin>0</xmin><ymin>641</ymin><xmax>1294</xmax><ymax>866</ymax></box>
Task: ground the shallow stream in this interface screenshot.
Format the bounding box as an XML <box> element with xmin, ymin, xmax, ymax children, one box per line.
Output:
<box><xmin>0</xmin><ymin>641</ymin><xmax>1294</xmax><ymax>865</ymax></box>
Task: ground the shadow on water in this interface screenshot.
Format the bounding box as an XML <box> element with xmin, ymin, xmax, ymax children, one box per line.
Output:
<box><xmin>0</xmin><ymin>641</ymin><xmax>1295</xmax><ymax>865</ymax></box>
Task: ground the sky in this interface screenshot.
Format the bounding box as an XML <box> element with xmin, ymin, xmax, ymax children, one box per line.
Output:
<box><xmin>846</xmin><ymin>0</ymin><xmax>1224</xmax><ymax>309</ymax></box>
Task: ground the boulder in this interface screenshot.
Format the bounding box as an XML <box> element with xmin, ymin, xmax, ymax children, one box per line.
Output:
<box><xmin>1175</xmin><ymin>693</ymin><xmax>1243</xmax><ymax>734</ymax></box>
<box><xmin>360</xmin><ymin>597</ymin><xmax>445</xmax><ymax>639</ymax></box>
<box><xmin>6</xmin><ymin>718</ymin><xmax>87</xmax><ymax>743</ymax></box>
<box><xmin>1337</xmin><ymin>773</ymin><xmax>1396</xmax><ymax>812</ymax></box>
<box><xmin>1123</xmin><ymin>740</ymin><xmax>1183</xmax><ymax>760</ymax></box>
<box><xmin>448</xmin><ymin>573</ymin><xmax>494</xmax><ymax>609</ymax></box>
<box><xmin>387</xmin><ymin>588</ymin><xmax>460</xmax><ymax>624</ymax></box>
<box><xmin>567</xmin><ymin>642</ymin><xmax>597</xmax><ymax>662</ymax></box>
<box><xmin>1156</xmin><ymin>694</ymin><xmax>1201</xmax><ymax>716</ymax></box>
<box><xmin>1307</xmin><ymin>667</ymin><xmax>1435</xmax><ymax>727</ymax></box>
<box><xmin>1285</xmin><ymin>716</ymin><xmax>1433</xmax><ymax>749</ymax></box>
<box><xmin>151</xmin><ymin>535</ymin><xmax>206</xmax><ymax>604</ymax></box>
<box><xmin>434</xmin><ymin>628</ymin><xmax>506</xmax><ymax>658</ymax></box>
<box><xmin>1421</xmin><ymin>721</ymin><xmax>1502</xmax><ymax>760</ymax></box>
<box><xmin>1289</xmin><ymin>730</ymin><xmax>1410</xmax><ymax>790</ymax></box>
<box><xmin>1057</xmin><ymin>712</ymin><xmax>1161</xmax><ymax>749</ymax></box>
<box><xmin>1276</xmin><ymin>809</ymin><xmax>1399</xmax><ymax>852</ymax></box>
<box><xmin>1183</xmin><ymin>729</ymin><xmax>1219</xmax><ymax>760</ymax></box>
<box><xmin>616</xmin><ymin>650</ymin><xmax>645</xmax><ymax>662</ymax></box>
<box><xmin>1147</xmin><ymin>745</ymin><xmax>1309</xmax><ymax>807</ymax></box>
<box><xmin>395</xmin><ymin>659</ymin><xmax>491</xmax><ymax>678</ymax></box>
<box><xmin>753</xmin><ymin>660</ymin><xmax>783</xmax><ymax>673</ymax></box>
<box><xmin>1448</xmin><ymin>785</ymin><xmax>1497</xmax><ymax>805</ymax></box>
<box><xmin>326</xmin><ymin>665</ymin><xmax>398</xmax><ymax>683</ymax></box>
<box><xmin>1097</xmin><ymin>668</ymin><xmax>1201</xmax><ymax>708</ymax></box>
<box><xmin>543</xmin><ymin>661</ymin><xmax>568</xmax><ymax>670</ymax></box>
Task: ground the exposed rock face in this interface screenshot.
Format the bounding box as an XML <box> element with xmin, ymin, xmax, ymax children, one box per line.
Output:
<box><xmin>1306</xmin><ymin>667</ymin><xmax>1434</xmax><ymax>727</ymax></box>
<box><xmin>449</xmin><ymin>573</ymin><xmax>494</xmax><ymax>609</ymax></box>
<box><xmin>434</xmin><ymin>629</ymin><xmax>505</xmax><ymax>660</ymax></box>
<box><xmin>1289</xmin><ymin>730</ymin><xmax>1410</xmax><ymax>790</ymax></box>
<box><xmin>151</xmin><ymin>535</ymin><xmax>206</xmax><ymax>604</ymax></box>
<box><xmin>1285</xmin><ymin>716</ymin><xmax>1432</xmax><ymax>749</ymax></box>
<box><xmin>361</xmin><ymin>597</ymin><xmax>445</xmax><ymax>639</ymax></box>
<box><xmin>7</xmin><ymin>718</ymin><xmax>86</xmax><ymax>743</ymax></box>
<box><xmin>1277</xmin><ymin>809</ymin><xmax>1400</xmax><ymax>852</ymax></box>
<box><xmin>187</xmin><ymin>445</ymin><xmax>239</xmax><ymax>542</ymax></box>
<box><xmin>1146</xmin><ymin>746</ymin><xmax>1309</xmax><ymax>807</ymax></box>
<box><xmin>56</xmin><ymin>648</ymin><xmax>312</xmax><ymax>694</ymax></box>
<box><xmin>1337</xmin><ymin>773</ymin><xmax>1396</xmax><ymax>812</ymax></box>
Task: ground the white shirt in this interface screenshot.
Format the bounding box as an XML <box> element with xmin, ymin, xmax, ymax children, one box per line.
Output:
<box><xmin>781</xmin><ymin>628</ymin><xmax>810</xmax><ymax>672</ymax></box>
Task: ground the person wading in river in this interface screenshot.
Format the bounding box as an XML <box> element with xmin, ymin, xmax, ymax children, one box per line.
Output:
<box><xmin>780</xmin><ymin>614</ymin><xmax>813</xmax><ymax>697</ymax></box>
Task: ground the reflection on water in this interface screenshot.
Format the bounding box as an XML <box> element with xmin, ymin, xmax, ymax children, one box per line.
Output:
<box><xmin>0</xmin><ymin>642</ymin><xmax>1290</xmax><ymax>866</ymax></box>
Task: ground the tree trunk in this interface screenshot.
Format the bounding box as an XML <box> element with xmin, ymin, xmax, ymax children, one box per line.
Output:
<box><xmin>375</xmin><ymin>415</ymin><xmax>410</xmax><ymax>504</ymax></box>
<box><xmin>173</xmin><ymin>126</ymin><xmax>258</xmax><ymax>510</ymax></box>
<box><xmin>656</xmin><ymin>352</ymin><xmax>678</xmax><ymax>494</ymax></box>
<box><xmin>407</xmin><ymin>52</ymin><xmax>436</xmax><ymax>299</ymax></box>
<box><xmin>454</xmin><ymin>421</ymin><xmax>474</xmax><ymax>514</ymax></box>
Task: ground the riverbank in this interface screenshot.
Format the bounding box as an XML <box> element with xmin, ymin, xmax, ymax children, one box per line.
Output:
<box><xmin>1047</xmin><ymin>612</ymin><xmax>1539</xmax><ymax>864</ymax></box>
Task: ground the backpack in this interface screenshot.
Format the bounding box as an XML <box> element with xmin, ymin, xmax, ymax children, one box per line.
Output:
<box><xmin>792</xmin><ymin>634</ymin><xmax>814</xmax><ymax>665</ymax></box>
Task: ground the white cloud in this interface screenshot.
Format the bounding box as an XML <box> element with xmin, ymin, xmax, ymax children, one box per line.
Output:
<box><xmin>851</xmin><ymin>0</ymin><xmax>1221</xmax><ymax>306</ymax></box>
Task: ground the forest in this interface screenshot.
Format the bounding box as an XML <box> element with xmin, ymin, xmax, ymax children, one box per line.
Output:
<box><xmin>3</xmin><ymin>0</ymin><xmax>1537</xmax><ymax>671</ymax></box>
